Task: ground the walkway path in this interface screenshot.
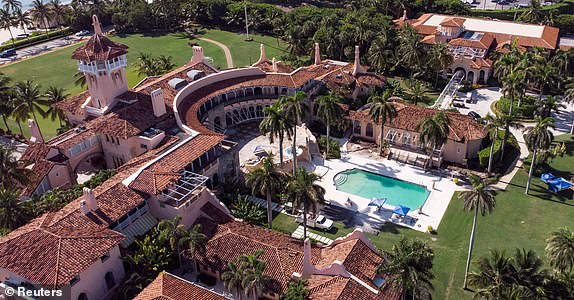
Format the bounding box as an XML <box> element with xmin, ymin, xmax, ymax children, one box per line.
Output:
<box><xmin>197</xmin><ymin>37</ymin><xmax>233</xmax><ymax>69</ymax></box>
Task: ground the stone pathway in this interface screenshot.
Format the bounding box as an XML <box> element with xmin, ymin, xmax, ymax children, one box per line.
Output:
<box><xmin>197</xmin><ymin>37</ymin><xmax>234</xmax><ymax>69</ymax></box>
<box><xmin>291</xmin><ymin>225</ymin><xmax>333</xmax><ymax>245</ymax></box>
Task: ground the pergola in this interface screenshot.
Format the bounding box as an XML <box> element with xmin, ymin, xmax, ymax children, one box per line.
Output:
<box><xmin>161</xmin><ymin>170</ymin><xmax>209</xmax><ymax>207</ymax></box>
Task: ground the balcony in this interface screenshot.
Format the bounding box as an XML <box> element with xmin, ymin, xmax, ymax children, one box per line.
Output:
<box><xmin>77</xmin><ymin>55</ymin><xmax>127</xmax><ymax>74</ymax></box>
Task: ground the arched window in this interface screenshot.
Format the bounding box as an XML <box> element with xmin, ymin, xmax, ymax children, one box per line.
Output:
<box><xmin>256</xmin><ymin>105</ymin><xmax>263</xmax><ymax>118</ymax></box>
<box><xmin>78</xmin><ymin>293</ymin><xmax>88</xmax><ymax>300</ymax></box>
<box><xmin>254</xmin><ymin>87</ymin><xmax>262</xmax><ymax>96</ymax></box>
<box><xmin>105</xmin><ymin>272</ymin><xmax>115</xmax><ymax>291</ymax></box>
<box><xmin>366</xmin><ymin>123</ymin><xmax>374</xmax><ymax>137</ymax></box>
<box><xmin>212</xmin><ymin>173</ymin><xmax>219</xmax><ymax>187</ymax></box>
<box><xmin>353</xmin><ymin>121</ymin><xmax>362</xmax><ymax>135</ymax></box>
<box><xmin>249</xmin><ymin>106</ymin><xmax>255</xmax><ymax>118</ymax></box>
<box><xmin>226</xmin><ymin>113</ymin><xmax>233</xmax><ymax>127</ymax></box>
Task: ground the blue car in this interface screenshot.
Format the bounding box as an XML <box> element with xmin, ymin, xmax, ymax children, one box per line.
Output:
<box><xmin>0</xmin><ymin>49</ymin><xmax>16</xmax><ymax>58</ymax></box>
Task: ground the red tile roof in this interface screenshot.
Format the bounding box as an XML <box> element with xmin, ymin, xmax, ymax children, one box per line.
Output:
<box><xmin>349</xmin><ymin>102</ymin><xmax>486</xmax><ymax>142</ymax></box>
<box><xmin>469</xmin><ymin>58</ymin><xmax>493</xmax><ymax>69</ymax></box>
<box><xmin>71</xmin><ymin>34</ymin><xmax>128</xmax><ymax>61</ymax></box>
<box><xmin>448</xmin><ymin>32</ymin><xmax>495</xmax><ymax>50</ymax></box>
<box><xmin>134</xmin><ymin>272</ymin><xmax>228</xmax><ymax>300</ymax></box>
<box><xmin>308</xmin><ymin>275</ymin><xmax>401</xmax><ymax>300</ymax></box>
<box><xmin>19</xmin><ymin>142</ymin><xmax>51</xmax><ymax>163</ymax></box>
<box><xmin>440</xmin><ymin>17</ymin><xmax>465</xmax><ymax>27</ymax></box>
<box><xmin>20</xmin><ymin>159</ymin><xmax>55</xmax><ymax>197</ymax></box>
<box><xmin>0</xmin><ymin>216</ymin><xmax>124</xmax><ymax>288</ymax></box>
<box><xmin>54</xmin><ymin>91</ymin><xmax>89</xmax><ymax>116</ymax></box>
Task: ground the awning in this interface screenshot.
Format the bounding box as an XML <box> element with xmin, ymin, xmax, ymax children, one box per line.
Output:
<box><xmin>253</xmin><ymin>145</ymin><xmax>266</xmax><ymax>155</ymax></box>
<box><xmin>548</xmin><ymin>177</ymin><xmax>573</xmax><ymax>193</ymax></box>
<box><xmin>368</xmin><ymin>197</ymin><xmax>387</xmax><ymax>207</ymax></box>
<box><xmin>393</xmin><ymin>205</ymin><xmax>410</xmax><ymax>216</ymax></box>
<box><xmin>541</xmin><ymin>173</ymin><xmax>555</xmax><ymax>184</ymax></box>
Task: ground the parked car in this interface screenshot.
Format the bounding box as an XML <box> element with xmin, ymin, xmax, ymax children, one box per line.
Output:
<box><xmin>75</xmin><ymin>30</ymin><xmax>90</xmax><ymax>37</ymax></box>
<box><xmin>295</xmin><ymin>214</ymin><xmax>334</xmax><ymax>231</ymax></box>
<box><xmin>16</xmin><ymin>33</ymin><xmax>29</xmax><ymax>39</ymax></box>
<box><xmin>0</xmin><ymin>49</ymin><xmax>16</xmax><ymax>58</ymax></box>
<box><xmin>468</xmin><ymin>111</ymin><xmax>481</xmax><ymax>120</ymax></box>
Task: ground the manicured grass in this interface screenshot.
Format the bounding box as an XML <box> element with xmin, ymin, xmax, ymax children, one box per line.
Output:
<box><xmin>387</xmin><ymin>76</ymin><xmax>441</xmax><ymax>107</ymax></box>
<box><xmin>271</xmin><ymin>134</ymin><xmax>574</xmax><ymax>299</ymax></box>
<box><xmin>0</xmin><ymin>30</ymin><xmax>287</xmax><ymax>139</ymax></box>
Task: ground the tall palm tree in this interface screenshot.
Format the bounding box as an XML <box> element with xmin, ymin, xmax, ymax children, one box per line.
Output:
<box><xmin>369</xmin><ymin>90</ymin><xmax>397</xmax><ymax>155</ymax></box>
<box><xmin>405</xmin><ymin>79</ymin><xmax>428</xmax><ymax>106</ymax></box>
<box><xmin>415</xmin><ymin>112</ymin><xmax>450</xmax><ymax>169</ymax></box>
<box><xmin>259</xmin><ymin>101</ymin><xmax>292</xmax><ymax>167</ymax></box>
<box><xmin>396</xmin><ymin>24</ymin><xmax>423</xmax><ymax>77</ymax></box>
<box><xmin>44</xmin><ymin>86</ymin><xmax>67</xmax><ymax>127</ymax></box>
<box><xmin>0</xmin><ymin>186</ymin><xmax>28</xmax><ymax>229</ymax></box>
<box><xmin>316</xmin><ymin>92</ymin><xmax>343</xmax><ymax>159</ymax></box>
<box><xmin>281</xmin><ymin>91</ymin><xmax>308</xmax><ymax>175</ymax></box>
<box><xmin>12</xmin><ymin>80</ymin><xmax>47</xmax><ymax>140</ymax></box>
<box><xmin>286</xmin><ymin>167</ymin><xmax>326</xmax><ymax>239</ymax></box>
<box><xmin>178</xmin><ymin>223</ymin><xmax>207</xmax><ymax>272</ymax></box>
<box><xmin>242</xmin><ymin>259</ymin><xmax>271</xmax><ymax>299</ymax></box>
<box><xmin>30</xmin><ymin>0</ymin><xmax>51</xmax><ymax>35</ymax></box>
<box><xmin>429</xmin><ymin>43</ymin><xmax>453</xmax><ymax>87</ymax></box>
<box><xmin>156</xmin><ymin>216</ymin><xmax>187</xmax><ymax>267</ymax></box>
<box><xmin>501</xmin><ymin>69</ymin><xmax>525</xmax><ymax>113</ymax></box>
<box><xmin>0</xmin><ymin>73</ymin><xmax>12</xmax><ymax>130</ymax></box>
<box><xmin>222</xmin><ymin>261</ymin><xmax>245</xmax><ymax>300</ymax></box>
<box><xmin>468</xmin><ymin>249</ymin><xmax>517</xmax><ymax>299</ymax></box>
<box><xmin>377</xmin><ymin>236</ymin><xmax>434</xmax><ymax>300</ymax></box>
<box><xmin>0</xmin><ymin>8</ymin><xmax>16</xmax><ymax>48</ymax></box>
<box><xmin>535</xmin><ymin>95</ymin><xmax>565</xmax><ymax>118</ymax></box>
<box><xmin>245</xmin><ymin>156</ymin><xmax>286</xmax><ymax>229</ymax></box>
<box><xmin>49</xmin><ymin>0</ymin><xmax>65</xmax><ymax>28</ymax></box>
<box><xmin>524</xmin><ymin>116</ymin><xmax>555</xmax><ymax>194</ymax></box>
<box><xmin>13</xmin><ymin>8</ymin><xmax>31</xmax><ymax>44</ymax></box>
<box><xmin>73</xmin><ymin>71</ymin><xmax>86</xmax><ymax>88</ymax></box>
<box><xmin>2</xmin><ymin>0</ymin><xmax>21</xmax><ymax>12</ymax></box>
<box><xmin>498</xmin><ymin>112</ymin><xmax>524</xmax><ymax>163</ymax></box>
<box><xmin>460</xmin><ymin>173</ymin><xmax>496</xmax><ymax>289</ymax></box>
<box><xmin>546</xmin><ymin>227</ymin><xmax>574</xmax><ymax>274</ymax></box>
<box><xmin>0</xmin><ymin>144</ymin><xmax>30</xmax><ymax>188</ymax></box>
<box><xmin>531</xmin><ymin>60</ymin><xmax>559</xmax><ymax>102</ymax></box>
<box><xmin>368</xmin><ymin>34</ymin><xmax>395</xmax><ymax>72</ymax></box>
<box><xmin>482</xmin><ymin>114</ymin><xmax>503</xmax><ymax>176</ymax></box>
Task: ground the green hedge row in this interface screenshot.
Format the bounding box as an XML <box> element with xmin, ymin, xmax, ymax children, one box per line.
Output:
<box><xmin>470</xmin><ymin>0</ymin><xmax>574</xmax><ymax>21</ymax></box>
<box><xmin>0</xmin><ymin>28</ymin><xmax>73</xmax><ymax>52</ymax></box>
<box><xmin>479</xmin><ymin>130</ymin><xmax>519</xmax><ymax>169</ymax></box>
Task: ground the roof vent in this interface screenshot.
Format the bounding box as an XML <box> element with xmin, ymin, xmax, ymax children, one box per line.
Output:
<box><xmin>336</xmin><ymin>74</ymin><xmax>343</xmax><ymax>79</ymax></box>
<box><xmin>323</xmin><ymin>65</ymin><xmax>330</xmax><ymax>69</ymax></box>
<box><xmin>186</xmin><ymin>70</ymin><xmax>205</xmax><ymax>81</ymax></box>
<box><xmin>168</xmin><ymin>78</ymin><xmax>187</xmax><ymax>90</ymax></box>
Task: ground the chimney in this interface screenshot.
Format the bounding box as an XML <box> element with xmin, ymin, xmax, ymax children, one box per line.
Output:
<box><xmin>191</xmin><ymin>46</ymin><xmax>204</xmax><ymax>65</ymax></box>
<box><xmin>314</xmin><ymin>43</ymin><xmax>321</xmax><ymax>65</ymax></box>
<box><xmin>352</xmin><ymin>45</ymin><xmax>363</xmax><ymax>77</ymax></box>
<box><xmin>272</xmin><ymin>57</ymin><xmax>277</xmax><ymax>72</ymax></box>
<box><xmin>83</xmin><ymin>187</ymin><xmax>98</xmax><ymax>211</ymax></box>
<box><xmin>150</xmin><ymin>88</ymin><xmax>166</xmax><ymax>117</ymax></box>
<box><xmin>80</xmin><ymin>200</ymin><xmax>90</xmax><ymax>215</ymax></box>
<box><xmin>92</xmin><ymin>15</ymin><xmax>102</xmax><ymax>35</ymax></box>
<box><xmin>402</xmin><ymin>9</ymin><xmax>408</xmax><ymax>21</ymax></box>
<box><xmin>301</xmin><ymin>238</ymin><xmax>315</xmax><ymax>279</ymax></box>
<box><xmin>27</xmin><ymin>119</ymin><xmax>44</xmax><ymax>143</ymax></box>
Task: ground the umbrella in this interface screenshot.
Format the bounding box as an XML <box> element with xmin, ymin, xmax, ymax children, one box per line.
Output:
<box><xmin>253</xmin><ymin>145</ymin><xmax>266</xmax><ymax>155</ymax></box>
<box><xmin>541</xmin><ymin>173</ymin><xmax>555</xmax><ymax>184</ymax></box>
<box><xmin>393</xmin><ymin>205</ymin><xmax>410</xmax><ymax>216</ymax></box>
<box><xmin>368</xmin><ymin>198</ymin><xmax>387</xmax><ymax>207</ymax></box>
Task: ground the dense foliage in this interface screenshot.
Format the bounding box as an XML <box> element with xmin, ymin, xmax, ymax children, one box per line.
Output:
<box><xmin>318</xmin><ymin>136</ymin><xmax>341</xmax><ymax>159</ymax></box>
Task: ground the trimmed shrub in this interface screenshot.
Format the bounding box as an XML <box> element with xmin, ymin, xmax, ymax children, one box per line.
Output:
<box><xmin>496</xmin><ymin>96</ymin><xmax>537</xmax><ymax>119</ymax></box>
<box><xmin>318</xmin><ymin>136</ymin><xmax>341</xmax><ymax>159</ymax></box>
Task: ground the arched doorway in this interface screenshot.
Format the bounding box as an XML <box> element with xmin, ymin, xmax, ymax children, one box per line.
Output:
<box><xmin>454</xmin><ymin>67</ymin><xmax>466</xmax><ymax>79</ymax></box>
<box><xmin>467</xmin><ymin>71</ymin><xmax>475</xmax><ymax>83</ymax></box>
<box><xmin>78</xmin><ymin>293</ymin><xmax>88</xmax><ymax>300</ymax></box>
<box><xmin>104</xmin><ymin>272</ymin><xmax>115</xmax><ymax>291</ymax></box>
<box><xmin>214</xmin><ymin>116</ymin><xmax>221</xmax><ymax>128</ymax></box>
<box><xmin>212</xmin><ymin>173</ymin><xmax>219</xmax><ymax>187</ymax></box>
<box><xmin>478</xmin><ymin>70</ymin><xmax>485</xmax><ymax>84</ymax></box>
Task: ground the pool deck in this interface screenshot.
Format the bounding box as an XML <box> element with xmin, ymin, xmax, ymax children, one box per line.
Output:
<box><xmin>314</xmin><ymin>148</ymin><xmax>464</xmax><ymax>232</ymax></box>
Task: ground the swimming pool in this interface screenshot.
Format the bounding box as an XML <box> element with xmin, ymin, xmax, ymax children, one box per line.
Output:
<box><xmin>334</xmin><ymin>169</ymin><xmax>430</xmax><ymax>209</ymax></box>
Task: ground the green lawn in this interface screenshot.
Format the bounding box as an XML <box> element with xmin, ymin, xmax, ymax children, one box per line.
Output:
<box><xmin>0</xmin><ymin>30</ymin><xmax>287</xmax><ymax>139</ymax></box>
<box><xmin>387</xmin><ymin>76</ymin><xmax>441</xmax><ymax>107</ymax></box>
<box><xmin>272</xmin><ymin>134</ymin><xmax>574</xmax><ymax>299</ymax></box>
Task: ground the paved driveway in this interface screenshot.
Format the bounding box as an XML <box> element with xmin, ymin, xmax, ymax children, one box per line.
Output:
<box><xmin>456</xmin><ymin>87</ymin><xmax>502</xmax><ymax>119</ymax></box>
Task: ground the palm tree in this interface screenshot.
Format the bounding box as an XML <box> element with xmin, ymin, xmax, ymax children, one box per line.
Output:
<box><xmin>245</xmin><ymin>156</ymin><xmax>285</xmax><ymax>229</ymax></box>
<box><xmin>498</xmin><ymin>112</ymin><xmax>524</xmax><ymax>163</ymax></box>
<box><xmin>524</xmin><ymin>116</ymin><xmax>555</xmax><ymax>194</ymax></box>
<box><xmin>429</xmin><ymin>43</ymin><xmax>453</xmax><ymax>87</ymax></box>
<box><xmin>285</xmin><ymin>167</ymin><xmax>326</xmax><ymax>239</ymax></box>
<box><xmin>519</xmin><ymin>0</ymin><xmax>543</xmax><ymax>24</ymax></box>
<box><xmin>222</xmin><ymin>261</ymin><xmax>245</xmax><ymax>300</ymax></box>
<box><xmin>396</xmin><ymin>24</ymin><xmax>424</xmax><ymax>76</ymax></box>
<box><xmin>415</xmin><ymin>112</ymin><xmax>450</xmax><ymax>169</ymax></box>
<box><xmin>242</xmin><ymin>259</ymin><xmax>271</xmax><ymax>300</ymax></box>
<box><xmin>405</xmin><ymin>79</ymin><xmax>427</xmax><ymax>106</ymax></box>
<box><xmin>468</xmin><ymin>249</ymin><xmax>516</xmax><ymax>299</ymax></box>
<box><xmin>316</xmin><ymin>92</ymin><xmax>343</xmax><ymax>159</ymax></box>
<box><xmin>0</xmin><ymin>186</ymin><xmax>28</xmax><ymax>229</ymax></box>
<box><xmin>44</xmin><ymin>86</ymin><xmax>67</xmax><ymax>127</ymax></box>
<box><xmin>0</xmin><ymin>144</ymin><xmax>30</xmax><ymax>187</ymax></box>
<box><xmin>157</xmin><ymin>55</ymin><xmax>176</xmax><ymax>73</ymax></box>
<box><xmin>49</xmin><ymin>0</ymin><xmax>65</xmax><ymax>28</ymax></box>
<box><xmin>2</xmin><ymin>0</ymin><xmax>21</xmax><ymax>12</ymax></box>
<box><xmin>535</xmin><ymin>95</ymin><xmax>565</xmax><ymax>118</ymax></box>
<box><xmin>231</xmin><ymin>195</ymin><xmax>265</xmax><ymax>225</ymax></box>
<box><xmin>369</xmin><ymin>90</ymin><xmax>397</xmax><ymax>155</ymax></box>
<box><xmin>30</xmin><ymin>0</ymin><xmax>51</xmax><ymax>35</ymax></box>
<box><xmin>546</xmin><ymin>227</ymin><xmax>574</xmax><ymax>275</ymax></box>
<box><xmin>531</xmin><ymin>61</ymin><xmax>559</xmax><ymax>102</ymax></box>
<box><xmin>377</xmin><ymin>236</ymin><xmax>434</xmax><ymax>300</ymax></box>
<box><xmin>178</xmin><ymin>223</ymin><xmax>207</xmax><ymax>272</ymax></box>
<box><xmin>156</xmin><ymin>216</ymin><xmax>187</xmax><ymax>267</ymax></box>
<box><xmin>0</xmin><ymin>8</ymin><xmax>16</xmax><ymax>48</ymax></box>
<box><xmin>368</xmin><ymin>34</ymin><xmax>395</xmax><ymax>72</ymax></box>
<box><xmin>73</xmin><ymin>71</ymin><xmax>86</xmax><ymax>88</ymax></box>
<box><xmin>0</xmin><ymin>73</ymin><xmax>12</xmax><ymax>130</ymax></box>
<box><xmin>564</xmin><ymin>77</ymin><xmax>574</xmax><ymax>104</ymax></box>
<box><xmin>460</xmin><ymin>173</ymin><xmax>496</xmax><ymax>289</ymax></box>
<box><xmin>282</xmin><ymin>280</ymin><xmax>310</xmax><ymax>300</ymax></box>
<box><xmin>135</xmin><ymin>52</ymin><xmax>159</xmax><ymax>77</ymax></box>
<box><xmin>13</xmin><ymin>8</ymin><xmax>31</xmax><ymax>44</ymax></box>
<box><xmin>12</xmin><ymin>80</ymin><xmax>47</xmax><ymax>139</ymax></box>
<box><xmin>501</xmin><ymin>69</ymin><xmax>525</xmax><ymax>113</ymax></box>
<box><xmin>482</xmin><ymin>114</ymin><xmax>502</xmax><ymax>176</ymax></box>
<box><xmin>259</xmin><ymin>101</ymin><xmax>292</xmax><ymax>167</ymax></box>
<box><xmin>281</xmin><ymin>91</ymin><xmax>308</xmax><ymax>175</ymax></box>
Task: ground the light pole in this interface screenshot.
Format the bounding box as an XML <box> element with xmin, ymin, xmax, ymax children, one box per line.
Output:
<box><xmin>244</xmin><ymin>0</ymin><xmax>251</xmax><ymax>41</ymax></box>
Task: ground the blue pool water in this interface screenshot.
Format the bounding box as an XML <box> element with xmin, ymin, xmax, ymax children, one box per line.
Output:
<box><xmin>334</xmin><ymin>169</ymin><xmax>429</xmax><ymax>209</ymax></box>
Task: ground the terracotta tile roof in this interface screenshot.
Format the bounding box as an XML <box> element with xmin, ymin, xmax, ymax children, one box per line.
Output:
<box><xmin>440</xmin><ymin>17</ymin><xmax>465</xmax><ymax>27</ymax></box>
<box><xmin>71</xmin><ymin>33</ymin><xmax>128</xmax><ymax>61</ymax></box>
<box><xmin>421</xmin><ymin>34</ymin><xmax>439</xmax><ymax>45</ymax></box>
<box><xmin>348</xmin><ymin>102</ymin><xmax>486</xmax><ymax>142</ymax></box>
<box><xmin>53</xmin><ymin>91</ymin><xmax>89</xmax><ymax>116</ymax></box>
<box><xmin>469</xmin><ymin>58</ymin><xmax>493</xmax><ymax>69</ymax></box>
<box><xmin>134</xmin><ymin>272</ymin><xmax>228</xmax><ymax>300</ymax></box>
<box><xmin>252</xmin><ymin>60</ymin><xmax>294</xmax><ymax>74</ymax></box>
<box><xmin>0</xmin><ymin>216</ymin><xmax>124</xmax><ymax>288</ymax></box>
<box><xmin>200</xmin><ymin>202</ymin><xmax>233</xmax><ymax>224</ymax></box>
<box><xmin>20</xmin><ymin>159</ymin><xmax>55</xmax><ymax>197</ymax></box>
<box><xmin>190</xmin><ymin>219</ymin><xmax>322</xmax><ymax>295</ymax></box>
<box><xmin>308</xmin><ymin>275</ymin><xmax>402</xmax><ymax>300</ymax></box>
<box><xmin>19</xmin><ymin>142</ymin><xmax>51</xmax><ymax>163</ymax></box>
<box><xmin>129</xmin><ymin>134</ymin><xmax>224</xmax><ymax>194</ymax></box>
<box><xmin>47</xmin><ymin>127</ymin><xmax>96</xmax><ymax>150</ymax></box>
<box><xmin>448</xmin><ymin>32</ymin><xmax>495</xmax><ymax>50</ymax></box>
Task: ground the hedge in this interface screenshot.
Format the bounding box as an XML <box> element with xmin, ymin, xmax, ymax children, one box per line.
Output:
<box><xmin>469</xmin><ymin>0</ymin><xmax>574</xmax><ymax>21</ymax></box>
<box><xmin>0</xmin><ymin>28</ymin><xmax>73</xmax><ymax>52</ymax></box>
<box><xmin>318</xmin><ymin>136</ymin><xmax>341</xmax><ymax>159</ymax></box>
<box><xmin>479</xmin><ymin>130</ymin><xmax>519</xmax><ymax>170</ymax></box>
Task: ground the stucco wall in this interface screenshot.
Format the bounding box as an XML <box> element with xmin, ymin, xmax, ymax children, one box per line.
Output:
<box><xmin>70</xmin><ymin>245</ymin><xmax>125</xmax><ymax>300</ymax></box>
